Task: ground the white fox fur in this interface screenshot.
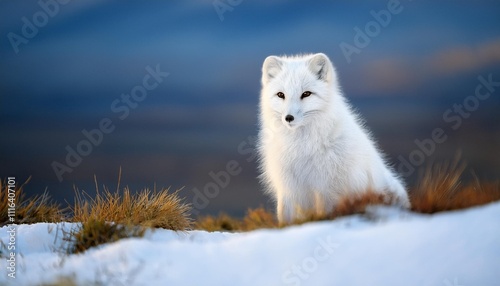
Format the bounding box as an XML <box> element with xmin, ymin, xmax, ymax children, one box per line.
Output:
<box><xmin>257</xmin><ymin>53</ymin><xmax>410</xmax><ymax>224</ymax></box>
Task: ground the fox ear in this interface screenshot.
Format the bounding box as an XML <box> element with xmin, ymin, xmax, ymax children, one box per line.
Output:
<box><xmin>308</xmin><ymin>53</ymin><xmax>333</xmax><ymax>83</ymax></box>
<box><xmin>262</xmin><ymin>56</ymin><xmax>282</xmax><ymax>84</ymax></box>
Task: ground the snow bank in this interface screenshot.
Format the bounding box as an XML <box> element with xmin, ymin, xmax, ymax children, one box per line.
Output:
<box><xmin>1</xmin><ymin>202</ymin><xmax>499</xmax><ymax>286</ymax></box>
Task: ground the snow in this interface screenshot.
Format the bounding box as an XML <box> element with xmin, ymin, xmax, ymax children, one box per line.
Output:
<box><xmin>2</xmin><ymin>202</ymin><xmax>499</xmax><ymax>286</ymax></box>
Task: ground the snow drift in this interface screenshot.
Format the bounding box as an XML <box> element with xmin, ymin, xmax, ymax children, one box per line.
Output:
<box><xmin>1</xmin><ymin>202</ymin><xmax>499</xmax><ymax>286</ymax></box>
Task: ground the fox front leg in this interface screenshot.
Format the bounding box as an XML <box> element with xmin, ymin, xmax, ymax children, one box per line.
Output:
<box><xmin>276</xmin><ymin>194</ymin><xmax>296</xmax><ymax>225</ymax></box>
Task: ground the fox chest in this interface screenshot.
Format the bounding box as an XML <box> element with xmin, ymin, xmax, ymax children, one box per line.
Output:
<box><xmin>271</xmin><ymin>135</ymin><xmax>346</xmax><ymax>185</ymax></box>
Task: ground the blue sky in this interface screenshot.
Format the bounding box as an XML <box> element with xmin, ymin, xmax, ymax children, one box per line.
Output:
<box><xmin>1</xmin><ymin>0</ymin><xmax>499</xmax><ymax>215</ymax></box>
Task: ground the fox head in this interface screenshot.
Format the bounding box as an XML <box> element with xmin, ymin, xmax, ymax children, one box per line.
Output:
<box><xmin>260</xmin><ymin>53</ymin><xmax>338</xmax><ymax>130</ymax></box>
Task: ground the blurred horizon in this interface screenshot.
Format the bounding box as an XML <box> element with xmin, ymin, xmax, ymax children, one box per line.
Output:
<box><xmin>1</xmin><ymin>0</ymin><xmax>499</xmax><ymax>216</ymax></box>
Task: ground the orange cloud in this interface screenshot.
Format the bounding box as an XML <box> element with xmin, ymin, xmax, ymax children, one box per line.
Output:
<box><xmin>358</xmin><ymin>58</ymin><xmax>417</xmax><ymax>94</ymax></box>
<box><xmin>353</xmin><ymin>39</ymin><xmax>500</xmax><ymax>95</ymax></box>
<box><xmin>429</xmin><ymin>39</ymin><xmax>500</xmax><ymax>74</ymax></box>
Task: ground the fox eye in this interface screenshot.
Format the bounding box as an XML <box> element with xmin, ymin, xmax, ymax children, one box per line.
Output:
<box><xmin>276</xmin><ymin>92</ymin><xmax>285</xmax><ymax>99</ymax></box>
<box><xmin>301</xmin><ymin>91</ymin><xmax>312</xmax><ymax>99</ymax></box>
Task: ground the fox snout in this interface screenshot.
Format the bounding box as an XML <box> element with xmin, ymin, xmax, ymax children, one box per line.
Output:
<box><xmin>282</xmin><ymin>113</ymin><xmax>299</xmax><ymax>129</ymax></box>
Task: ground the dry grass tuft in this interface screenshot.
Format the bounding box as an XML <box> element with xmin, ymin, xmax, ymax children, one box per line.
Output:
<box><xmin>242</xmin><ymin>207</ymin><xmax>278</xmax><ymax>230</ymax></box>
<box><xmin>195</xmin><ymin>207</ymin><xmax>278</xmax><ymax>231</ymax></box>
<box><xmin>410</xmin><ymin>157</ymin><xmax>500</xmax><ymax>213</ymax></box>
<box><xmin>40</xmin><ymin>276</ymin><xmax>78</xmax><ymax>286</ymax></box>
<box><xmin>69</xmin><ymin>218</ymin><xmax>146</xmax><ymax>254</ymax></box>
<box><xmin>332</xmin><ymin>190</ymin><xmax>396</xmax><ymax>217</ymax></box>
<box><xmin>292</xmin><ymin>191</ymin><xmax>396</xmax><ymax>225</ymax></box>
<box><xmin>72</xmin><ymin>186</ymin><xmax>192</xmax><ymax>230</ymax></box>
<box><xmin>195</xmin><ymin>213</ymin><xmax>241</xmax><ymax>232</ymax></box>
<box><xmin>1</xmin><ymin>177</ymin><xmax>64</xmax><ymax>226</ymax></box>
<box><xmin>1</xmin><ymin>176</ymin><xmax>193</xmax><ymax>253</ymax></box>
<box><xmin>195</xmin><ymin>192</ymin><xmax>396</xmax><ymax>230</ymax></box>
<box><xmin>68</xmin><ymin>180</ymin><xmax>192</xmax><ymax>253</ymax></box>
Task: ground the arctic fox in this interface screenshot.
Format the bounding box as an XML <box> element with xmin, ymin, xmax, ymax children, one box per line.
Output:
<box><xmin>257</xmin><ymin>53</ymin><xmax>410</xmax><ymax>224</ymax></box>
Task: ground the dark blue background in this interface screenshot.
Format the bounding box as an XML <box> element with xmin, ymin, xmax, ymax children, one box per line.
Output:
<box><xmin>1</xmin><ymin>0</ymin><xmax>499</xmax><ymax>216</ymax></box>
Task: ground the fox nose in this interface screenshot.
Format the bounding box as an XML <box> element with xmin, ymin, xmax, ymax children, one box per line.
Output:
<box><xmin>285</xmin><ymin>115</ymin><xmax>294</xmax><ymax>122</ymax></box>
